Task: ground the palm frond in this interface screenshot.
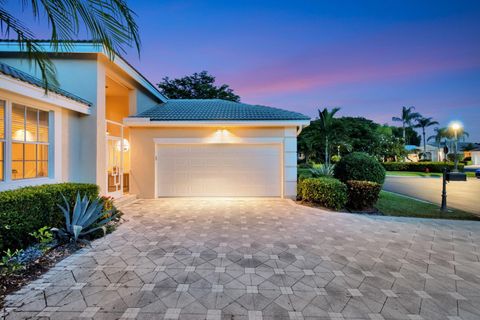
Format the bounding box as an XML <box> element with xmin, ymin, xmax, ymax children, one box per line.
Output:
<box><xmin>1</xmin><ymin>0</ymin><xmax>141</xmax><ymax>89</ymax></box>
<box><xmin>0</xmin><ymin>8</ymin><xmax>59</xmax><ymax>89</ymax></box>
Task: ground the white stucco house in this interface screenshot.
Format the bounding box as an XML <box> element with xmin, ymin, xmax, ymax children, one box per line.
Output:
<box><xmin>0</xmin><ymin>41</ymin><xmax>309</xmax><ymax>199</ymax></box>
<box><xmin>471</xmin><ymin>148</ymin><xmax>480</xmax><ymax>165</ymax></box>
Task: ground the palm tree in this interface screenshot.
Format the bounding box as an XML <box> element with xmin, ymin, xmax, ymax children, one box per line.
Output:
<box><xmin>428</xmin><ymin>127</ymin><xmax>469</xmax><ymax>161</ymax></box>
<box><xmin>427</xmin><ymin>127</ymin><xmax>447</xmax><ymax>149</ymax></box>
<box><xmin>318</xmin><ymin>107</ymin><xmax>340</xmax><ymax>165</ymax></box>
<box><xmin>414</xmin><ymin>117</ymin><xmax>439</xmax><ymax>155</ymax></box>
<box><xmin>0</xmin><ymin>0</ymin><xmax>140</xmax><ymax>89</ymax></box>
<box><xmin>392</xmin><ymin>106</ymin><xmax>421</xmax><ymax>143</ymax></box>
<box><xmin>428</xmin><ymin>127</ymin><xmax>448</xmax><ymax>161</ymax></box>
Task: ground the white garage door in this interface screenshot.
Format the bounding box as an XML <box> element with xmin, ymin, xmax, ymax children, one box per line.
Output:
<box><xmin>156</xmin><ymin>144</ymin><xmax>281</xmax><ymax>197</ymax></box>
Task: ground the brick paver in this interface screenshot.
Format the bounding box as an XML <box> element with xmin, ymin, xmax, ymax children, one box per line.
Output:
<box><xmin>3</xmin><ymin>198</ymin><xmax>480</xmax><ymax>319</ymax></box>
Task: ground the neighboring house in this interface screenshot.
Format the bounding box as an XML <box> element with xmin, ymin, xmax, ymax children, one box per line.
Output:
<box><xmin>427</xmin><ymin>142</ymin><xmax>479</xmax><ymax>163</ymax></box>
<box><xmin>404</xmin><ymin>145</ymin><xmax>421</xmax><ymax>162</ymax></box>
<box><xmin>471</xmin><ymin>148</ymin><xmax>480</xmax><ymax>165</ymax></box>
<box><xmin>425</xmin><ymin>143</ymin><xmax>446</xmax><ymax>162</ymax></box>
<box><xmin>0</xmin><ymin>41</ymin><xmax>309</xmax><ymax>199</ymax></box>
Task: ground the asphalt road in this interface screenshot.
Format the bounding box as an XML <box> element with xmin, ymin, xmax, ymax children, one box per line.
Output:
<box><xmin>383</xmin><ymin>176</ymin><xmax>480</xmax><ymax>214</ymax></box>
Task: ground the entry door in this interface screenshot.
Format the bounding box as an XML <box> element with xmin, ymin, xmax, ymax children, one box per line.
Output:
<box><xmin>106</xmin><ymin>136</ymin><xmax>123</xmax><ymax>198</ymax></box>
<box><xmin>156</xmin><ymin>144</ymin><xmax>282</xmax><ymax>197</ymax></box>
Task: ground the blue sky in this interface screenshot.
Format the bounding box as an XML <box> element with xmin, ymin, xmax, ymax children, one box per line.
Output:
<box><xmin>4</xmin><ymin>0</ymin><xmax>480</xmax><ymax>140</ymax></box>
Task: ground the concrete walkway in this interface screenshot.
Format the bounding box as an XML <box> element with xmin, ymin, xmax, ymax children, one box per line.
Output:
<box><xmin>384</xmin><ymin>176</ymin><xmax>480</xmax><ymax>214</ymax></box>
<box><xmin>3</xmin><ymin>199</ymin><xmax>480</xmax><ymax>319</ymax></box>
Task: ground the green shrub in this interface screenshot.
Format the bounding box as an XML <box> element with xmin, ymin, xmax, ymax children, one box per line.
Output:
<box><xmin>309</xmin><ymin>164</ymin><xmax>335</xmax><ymax>178</ymax></box>
<box><xmin>382</xmin><ymin>161</ymin><xmax>463</xmax><ymax>173</ymax></box>
<box><xmin>300</xmin><ymin>177</ymin><xmax>347</xmax><ymax>210</ymax></box>
<box><xmin>331</xmin><ymin>155</ymin><xmax>341</xmax><ymax>163</ymax></box>
<box><xmin>447</xmin><ymin>154</ymin><xmax>464</xmax><ymax>162</ymax></box>
<box><xmin>334</xmin><ymin>152</ymin><xmax>386</xmax><ymax>184</ymax></box>
<box><xmin>297</xmin><ymin>177</ymin><xmax>305</xmax><ymax>200</ymax></box>
<box><xmin>298</xmin><ymin>168</ymin><xmax>313</xmax><ymax>180</ymax></box>
<box><xmin>346</xmin><ymin>180</ymin><xmax>382</xmax><ymax>211</ymax></box>
<box><xmin>54</xmin><ymin>192</ymin><xmax>118</xmax><ymax>244</ymax></box>
<box><xmin>0</xmin><ymin>183</ymin><xmax>99</xmax><ymax>252</ymax></box>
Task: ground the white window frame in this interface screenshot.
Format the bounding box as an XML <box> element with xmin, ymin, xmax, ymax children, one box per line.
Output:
<box><xmin>11</xmin><ymin>103</ymin><xmax>50</xmax><ymax>180</ymax></box>
<box><xmin>0</xmin><ymin>96</ymin><xmax>55</xmax><ymax>188</ymax></box>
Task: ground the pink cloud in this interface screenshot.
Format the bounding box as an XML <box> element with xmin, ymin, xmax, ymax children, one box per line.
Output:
<box><xmin>231</xmin><ymin>53</ymin><xmax>479</xmax><ymax>96</ymax></box>
<box><xmin>227</xmin><ymin>22</ymin><xmax>480</xmax><ymax>97</ymax></box>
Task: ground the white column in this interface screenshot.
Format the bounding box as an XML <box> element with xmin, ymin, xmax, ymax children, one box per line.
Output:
<box><xmin>96</xmin><ymin>63</ymin><xmax>107</xmax><ymax>194</ymax></box>
<box><xmin>283</xmin><ymin>127</ymin><xmax>298</xmax><ymax>199</ymax></box>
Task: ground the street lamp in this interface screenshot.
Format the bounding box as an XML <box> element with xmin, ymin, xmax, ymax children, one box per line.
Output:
<box><xmin>449</xmin><ymin>121</ymin><xmax>462</xmax><ymax>172</ymax></box>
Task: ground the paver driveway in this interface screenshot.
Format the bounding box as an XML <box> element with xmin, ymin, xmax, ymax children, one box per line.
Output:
<box><xmin>3</xmin><ymin>199</ymin><xmax>480</xmax><ymax>320</ymax></box>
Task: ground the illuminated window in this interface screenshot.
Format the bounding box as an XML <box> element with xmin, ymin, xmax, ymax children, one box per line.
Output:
<box><xmin>0</xmin><ymin>100</ymin><xmax>4</xmax><ymax>181</ymax></box>
<box><xmin>11</xmin><ymin>104</ymin><xmax>49</xmax><ymax>180</ymax></box>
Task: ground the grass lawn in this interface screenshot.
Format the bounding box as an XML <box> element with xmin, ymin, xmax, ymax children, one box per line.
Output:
<box><xmin>375</xmin><ymin>191</ymin><xmax>480</xmax><ymax>220</ymax></box>
<box><xmin>386</xmin><ymin>171</ymin><xmax>476</xmax><ymax>178</ymax></box>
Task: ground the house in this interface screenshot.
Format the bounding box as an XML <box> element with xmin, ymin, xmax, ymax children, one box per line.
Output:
<box><xmin>0</xmin><ymin>41</ymin><xmax>309</xmax><ymax>199</ymax></box>
<box><xmin>424</xmin><ymin>143</ymin><xmax>446</xmax><ymax>162</ymax></box>
<box><xmin>471</xmin><ymin>148</ymin><xmax>480</xmax><ymax>165</ymax></box>
<box><xmin>404</xmin><ymin>145</ymin><xmax>421</xmax><ymax>162</ymax></box>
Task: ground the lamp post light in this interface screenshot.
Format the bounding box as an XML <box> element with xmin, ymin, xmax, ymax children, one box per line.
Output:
<box><xmin>449</xmin><ymin>121</ymin><xmax>462</xmax><ymax>172</ymax></box>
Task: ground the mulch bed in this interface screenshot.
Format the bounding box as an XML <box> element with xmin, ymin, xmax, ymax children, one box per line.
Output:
<box><xmin>0</xmin><ymin>243</ymin><xmax>81</xmax><ymax>309</ymax></box>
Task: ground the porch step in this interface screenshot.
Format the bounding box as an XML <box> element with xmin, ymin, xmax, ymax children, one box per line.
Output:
<box><xmin>113</xmin><ymin>194</ymin><xmax>138</xmax><ymax>208</ymax></box>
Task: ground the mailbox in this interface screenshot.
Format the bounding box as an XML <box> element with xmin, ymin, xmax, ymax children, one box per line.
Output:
<box><xmin>446</xmin><ymin>172</ymin><xmax>467</xmax><ymax>182</ymax></box>
<box><xmin>476</xmin><ymin>169</ymin><xmax>480</xmax><ymax>179</ymax></box>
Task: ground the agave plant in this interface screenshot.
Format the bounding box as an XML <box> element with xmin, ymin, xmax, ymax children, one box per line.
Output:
<box><xmin>309</xmin><ymin>163</ymin><xmax>335</xmax><ymax>177</ymax></box>
<box><xmin>52</xmin><ymin>193</ymin><xmax>117</xmax><ymax>244</ymax></box>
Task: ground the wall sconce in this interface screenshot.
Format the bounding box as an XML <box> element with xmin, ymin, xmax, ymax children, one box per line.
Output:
<box><xmin>116</xmin><ymin>138</ymin><xmax>130</xmax><ymax>152</ymax></box>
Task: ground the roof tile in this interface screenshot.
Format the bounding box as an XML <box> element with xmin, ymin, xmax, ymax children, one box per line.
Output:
<box><xmin>0</xmin><ymin>61</ymin><xmax>92</xmax><ymax>106</ymax></box>
<box><xmin>134</xmin><ymin>99</ymin><xmax>310</xmax><ymax>121</ymax></box>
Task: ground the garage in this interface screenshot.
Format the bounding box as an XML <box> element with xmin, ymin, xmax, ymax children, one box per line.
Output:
<box><xmin>125</xmin><ymin>99</ymin><xmax>310</xmax><ymax>199</ymax></box>
<box><xmin>156</xmin><ymin>143</ymin><xmax>282</xmax><ymax>197</ymax></box>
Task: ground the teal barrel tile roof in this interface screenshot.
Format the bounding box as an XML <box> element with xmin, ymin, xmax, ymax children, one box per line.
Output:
<box><xmin>0</xmin><ymin>61</ymin><xmax>92</xmax><ymax>106</ymax></box>
<box><xmin>134</xmin><ymin>99</ymin><xmax>310</xmax><ymax>121</ymax></box>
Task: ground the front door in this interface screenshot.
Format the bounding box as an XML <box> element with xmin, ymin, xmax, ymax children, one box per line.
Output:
<box><xmin>106</xmin><ymin>136</ymin><xmax>123</xmax><ymax>198</ymax></box>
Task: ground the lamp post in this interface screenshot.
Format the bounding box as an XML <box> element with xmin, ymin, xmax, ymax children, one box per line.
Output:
<box><xmin>449</xmin><ymin>122</ymin><xmax>462</xmax><ymax>172</ymax></box>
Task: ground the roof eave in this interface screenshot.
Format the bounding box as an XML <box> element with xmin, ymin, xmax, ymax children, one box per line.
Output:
<box><xmin>0</xmin><ymin>73</ymin><xmax>91</xmax><ymax>114</ymax></box>
<box><xmin>123</xmin><ymin>117</ymin><xmax>310</xmax><ymax>127</ymax></box>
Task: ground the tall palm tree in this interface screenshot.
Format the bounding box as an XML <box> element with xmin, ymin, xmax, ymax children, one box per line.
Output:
<box><xmin>427</xmin><ymin>127</ymin><xmax>447</xmax><ymax>149</ymax></box>
<box><xmin>0</xmin><ymin>0</ymin><xmax>140</xmax><ymax>89</ymax></box>
<box><xmin>318</xmin><ymin>107</ymin><xmax>340</xmax><ymax>165</ymax></box>
<box><xmin>392</xmin><ymin>106</ymin><xmax>421</xmax><ymax>143</ymax></box>
<box><xmin>414</xmin><ymin>117</ymin><xmax>439</xmax><ymax>154</ymax></box>
<box><xmin>428</xmin><ymin>127</ymin><xmax>448</xmax><ymax>161</ymax></box>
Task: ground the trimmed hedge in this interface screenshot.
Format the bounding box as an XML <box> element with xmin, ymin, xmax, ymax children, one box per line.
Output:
<box><xmin>346</xmin><ymin>180</ymin><xmax>382</xmax><ymax>211</ymax></box>
<box><xmin>334</xmin><ymin>152</ymin><xmax>386</xmax><ymax>184</ymax></box>
<box><xmin>382</xmin><ymin>161</ymin><xmax>463</xmax><ymax>173</ymax></box>
<box><xmin>0</xmin><ymin>183</ymin><xmax>99</xmax><ymax>252</ymax></box>
<box><xmin>299</xmin><ymin>177</ymin><xmax>347</xmax><ymax>210</ymax></box>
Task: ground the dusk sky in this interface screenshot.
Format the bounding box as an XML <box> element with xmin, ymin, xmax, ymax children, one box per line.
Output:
<box><xmin>6</xmin><ymin>0</ymin><xmax>480</xmax><ymax>140</ymax></box>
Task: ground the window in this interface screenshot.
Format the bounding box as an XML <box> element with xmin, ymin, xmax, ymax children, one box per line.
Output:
<box><xmin>11</xmin><ymin>104</ymin><xmax>49</xmax><ymax>180</ymax></box>
<box><xmin>0</xmin><ymin>100</ymin><xmax>4</xmax><ymax>181</ymax></box>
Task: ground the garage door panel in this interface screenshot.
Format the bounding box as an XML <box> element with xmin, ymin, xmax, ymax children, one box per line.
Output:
<box><xmin>156</xmin><ymin>144</ymin><xmax>281</xmax><ymax>197</ymax></box>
